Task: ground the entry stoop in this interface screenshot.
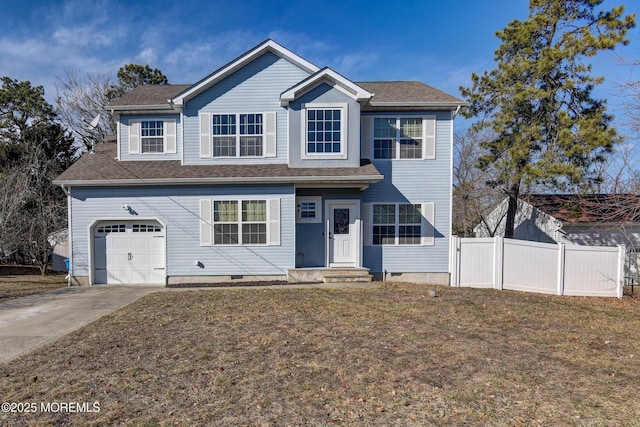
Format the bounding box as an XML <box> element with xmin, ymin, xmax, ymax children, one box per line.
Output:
<box><xmin>287</xmin><ymin>268</ymin><xmax>372</xmax><ymax>283</ymax></box>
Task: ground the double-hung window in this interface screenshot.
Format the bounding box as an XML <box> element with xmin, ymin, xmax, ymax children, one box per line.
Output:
<box><xmin>371</xmin><ymin>116</ymin><xmax>435</xmax><ymax>160</ymax></box>
<box><xmin>128</xmin><ymin>118</ymin><xmax>176</xmax><ymax>155</ymax></box>
<box><xmin>303</xmin><ymin>103</ymin><xmax>347</xmax><ymax>159</ymax></box>
<box><xmin>201</xmin><ymin>198</ymin><xmax>280</xmax><ymax>246</ymax></box>
<box><xmin>141</xmin><ymin>120</ymin><xmax>164</xmax><ymax>153</ymax></box>
<box><xmin>212</xmin><ymin>113</ymin><xmax>263</xmax><ymax>157</ymax></box>
<box><xmin>372</xmin><ymin>203</ymin><xmax>423</xmax><ymax>245</ymax></box>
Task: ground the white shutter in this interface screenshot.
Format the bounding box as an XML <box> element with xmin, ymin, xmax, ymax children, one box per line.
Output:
<box><xmin>361</xmin><ymin>116</ymin><xmax>373</xmax><ymax>160</ymax></box>
<box><xmin>264</xmin><ymin>112</ymin><xmax>277</xmax><ymax>158</ymax></box>
<box><xmin>423</xmin><ymin>116</ymin><xmax>436</xmax><ymax>160</ymax></box>
<box><xmin>165</xmin><ymin>119</ymin><xmax>176</xmax><ymax>154</ymax></box>
<box><xmin>363</xmin><ymin>203</ymin><xmax>373</xmax><ymax>246</ymax></box>
<box><xmin>267</xmin><ymin>198</ymin><xmax>281</xmax><ymax>246</ymax></box>
<box><xmin>200</xmin><ymin>199</ymin><xmax>212</xmax><ymax>246</ymax></box>
<box><xmin>129</xmin><ymin>120</ymin><xmax>140</xmax><ymax>154</ymax></box>
<box><xmin>199</xmin><ymin>113</ymin><xmax>211</xmax><ymax>158</ymax></box>
<box><xmin>421</xmin><ymin>202</ymin><xmax>435</xmax><ymax>246</ymax></box>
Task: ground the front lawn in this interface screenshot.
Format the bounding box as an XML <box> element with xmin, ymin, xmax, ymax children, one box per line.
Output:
<box><xmin>0</xmin><ymin>274</ymin><xmax>67</xmax><ymax>302</ymax></box>
<box><xmin>1</xmin><ymin>283</ymin><xmax>639</xmax><ymax>425</ymax></box>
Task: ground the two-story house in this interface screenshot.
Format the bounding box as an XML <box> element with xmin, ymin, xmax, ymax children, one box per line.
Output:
<box><xmin>53</xmin><ymin>40</ymin><xmax>464</xmax><ymax>286</ymax></box>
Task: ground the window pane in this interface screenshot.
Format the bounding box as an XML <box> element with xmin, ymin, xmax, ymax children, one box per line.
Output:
<box><xmin>214</xmin><ymin>201</ymin><xmax>238</xmax><ymax>222</ymax></box>
<box><xmin>399</xmin><ymin>138</ymin><xmax>422</xmax><ymax>159</ymax></box>
<box><xmin>240</xmin><ymin>114</ymin><xmax>263</xmax><ymax>135</ymax></box>
<box><xmin>214</xmin><ymin>224</ymin><xmax>238</xmax><ymax>245</ymax></box>
<box><xmin>400</xmin><ymin>118</ymin><xmax>422</xmax><ymax>138</ymax></box>
<box><xmin>242</xmin><ymin>200</ymin><xmax>266</xmax><ymax>222</ymax></box>
<box><xmin>399</xmin><ymin>225</ymin><xmax>421</xmax><ymax>245</ymax></box>
<box><xmin>213</xmin><ymin>136</ymin><xmax>236</xmax><ymax>157</ymax></box>
<box><xmin>240</xmin><ymin>136</ymin><xmax>263</xmax><ymax>156</ymax></box>
<box><xmin>374</xmin><ymin>118</ymin><xmax>395</xmax><ymax>138</ymax></box>
<box><xmin>242</xmin><ymin>223</ymin><xmax>266</xmax><ymax>244</ymax></box>
<box><xmin>373</xmin><ymin>204</ymin><xmax>395</xmax><ymax>224</ymax></box>
<box><xmin>374</xmin><ymin>139</ymin><xmax>395</xmax><ymax>159</ymax></box>
<box><xmin>399</xmin><ymin>204</ymin><xmax>421</xmax><ymax>224</ymax></box>
<box><xmin>141</xmin><ymin>137</ymin><xmax>164</xmax><ymax>153</ymax></box>
<box><xmin>213</xmin><ymin>114</ymin><xmax>236</xmax><ymax>136</ymax></box>
<box><xmin>373</xmin><ymin>225</ymin><xmax>395</xmax><ymax>245</ymax></box>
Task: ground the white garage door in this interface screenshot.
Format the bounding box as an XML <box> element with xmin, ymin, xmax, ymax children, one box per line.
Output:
<box><xmin>94</xmin><ymin>221</ymin><xmax>165</xmax><ymax>285</ymax></box>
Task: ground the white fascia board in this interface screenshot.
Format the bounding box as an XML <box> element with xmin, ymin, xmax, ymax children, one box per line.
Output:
<box><xmin>53</xmin><ymin>174</ymin><xmax>384</xmax><ymax>187</ymax></box>
<box><xmin>280</xmin><ymin>68</ymin><xmax>373</xmax><ymax>106</ymax></box>
<box><xmin>171</xmin><ymin>39</ymin><xmax>320</xmax><ymax>106</ymax></box>
<box><xmin>368</xmin><ymin>101</ymin><xmax>468</xmax><ymax>109</ymax></box>
<box><xmin>105</xmin><ymin>105</ymin><xmax>182</xmax><ymax>114</ymax></box>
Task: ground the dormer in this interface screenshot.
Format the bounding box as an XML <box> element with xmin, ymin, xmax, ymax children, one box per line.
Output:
<box><xmin>282</xmin><ymin>68</ymin><xmax>374</xmax><ymax>168</ymax></box>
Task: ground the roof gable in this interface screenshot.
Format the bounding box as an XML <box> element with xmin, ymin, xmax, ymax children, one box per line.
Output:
<box><xmin>280</xmin><ymin>67</ymin><xmax>373</xmax><ymax>106</ymax></box>
<box><xmin>170</xmin><ymin>39</ymin><xmax>320</xmax><ymax>107</ymax></box>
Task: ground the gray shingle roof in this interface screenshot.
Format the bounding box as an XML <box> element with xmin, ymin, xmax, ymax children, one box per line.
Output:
<box><xmin>106</xmin><ymin>81</ymin><xmax>464</xmax><ymax>111</ymax></box>
<box><xmin>106</xmin><ymin>84</ymin><xmax>191</xmax><ymax>108</ymax></box>
<box><xmin>357</xmin><ymin>81</ymin><xmax>465</xmax><ymax>111</ymax></box>
<box><xmin>54</xmin><ymin>144</ymin><xmax>383</xmax><ymax>186</ymax></box>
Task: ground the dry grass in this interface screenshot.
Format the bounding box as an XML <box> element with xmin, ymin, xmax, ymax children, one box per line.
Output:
<box><xmin>1</xmin><ymin>283</ymin><xmax>639</xmax><ymax>426</ymax></box>
<box><xmin>0</xmin><ymin>275</ymin><xmax>67</xmax><ymax>302</ymax></box>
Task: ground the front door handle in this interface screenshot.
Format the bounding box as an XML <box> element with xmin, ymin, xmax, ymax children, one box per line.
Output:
<box><xmin>128</xmin><ymin>252</ymin><xmax>133</xmax><ymax>261</ymax></box>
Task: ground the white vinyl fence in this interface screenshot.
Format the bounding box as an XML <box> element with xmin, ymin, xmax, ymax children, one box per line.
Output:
<box><xmin>450</xmin><ymin>237</ymin><xmax>625</xmax><ymax>298</ymax></box>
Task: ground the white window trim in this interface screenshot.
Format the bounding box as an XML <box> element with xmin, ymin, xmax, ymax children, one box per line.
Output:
<box><xmin>296</xmin><ymin>196</ymin><xmax>322</xmax><ymax>224</ymax></box>
<box><xmin>371</xmin><ymin>115</ymin><xmax>436</xmax><ymax>161</ymax></box>
<box><xmin>369</xmin><ymin>202</ymin><xmax>435</xmax><ymax>246</ymax></box>
<box><xmin>200</xmin><ymin>197</ymin><xmax>280</xmax><ymax>247</ymax></box>
<box><xmin>211</xmin><ymin>112</ymin><xmax>267</xmax><ymax>158</ymax></box>
<box><xmin>301</xmin><ymin>102</ymin><xmax>348</xmax><ymax>160</ymax></box>
<box><xmin>128</xmin><ymin>118</ymin><xmax>177</xmax><ymax>155</ymax></box>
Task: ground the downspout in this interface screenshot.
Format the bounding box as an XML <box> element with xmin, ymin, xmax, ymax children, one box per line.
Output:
<box><xmin>60</xmin><ymin>184</ymin><xmax>72</xmax><ymax>287</ymax></box>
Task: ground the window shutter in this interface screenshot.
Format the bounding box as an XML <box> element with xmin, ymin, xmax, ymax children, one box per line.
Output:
<box><xmin>199</xmin><ymin>113</ymin><xmax>211</xmax><ymax>158</ymax></box>
<box><xmin>421</xmin><ymin>202</ymin><xmax>435</xmax><ymax>246</ymax></box>
<box><xmin>264</xmin><ymin>112</ymin><xmax>277</xmax><ymax>158</ymax></box>
<box><xmin>129</xmin><ymin>120</ymin><xmax>140</xmax><ymax>154</ymax></box>
<box><xmin>363</xmin><ymin>203</ymin><xmax>373</xmax><ymax>246</ymax></box>
<box><xmin>165</xmin><ymin>119</ymin><xmax>177</xmax><ymax>154</ymax></box>
<box><xmin>268</xmin><ymin>198</ymin><xmax>281</xmax><ymax>246</ymax></box>
<box><xmin>423</xmin><ymin>116</ymin><xmax>436</xmax><ymax>160</ymax></box>
<box><xmin>200</xmin><ymin>199</ymin><xmax>212</xmax><ymax>246</ymax></box>
<box><xmin>361</xmin><ymin>116</ymin><xmax>373</xmax><ymax>160</ymax></box>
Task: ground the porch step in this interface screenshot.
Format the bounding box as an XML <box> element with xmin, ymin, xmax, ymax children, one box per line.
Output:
<box><xmin>287</xmin><ymin>268</ymin><xmax>372</xmax><ymax>283</ymax></box>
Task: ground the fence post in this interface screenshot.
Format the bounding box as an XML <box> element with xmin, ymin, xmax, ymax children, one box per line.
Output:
<box><xmin>450</xmin><ymin>236</ymin><xmax>460</xmax><ymax>287</ymax></box>
<box><xmin>494</xmin><ymin>236</ymin><xmax>504</xmax><ymax>290</ymax></box>
<box><xmin>557</xmin><ymin>243</ymin><xmax>565</xmax><ymax>296</ymax></box>
<box><xmin>617</xmin><ymin>245</ymin><xmax>626</xmax><ymax>299</ymax></box>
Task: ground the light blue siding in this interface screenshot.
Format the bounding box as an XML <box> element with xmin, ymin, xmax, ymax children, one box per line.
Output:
<box><xmin>288</xmin><ymin>83</ymin><xmax>361</xmax><ymax>168</ymax></box>
<box><xmin>362</xmin><ymin>111</ymin><xmax>452</xmax><ymax>273</ymax></box>
<box><xmin>183</xmin><ymin>52</ymin><xmax>310</xmax><ymax>165</ymax></box>
<box><xmin>118</xmin><ymin>114</ymin><xmax>181</xmax><ymax>161</ymax></box>
<box><xmin>70</xmin><ymin>185</ymin><xmax>295</xmax><ymax>280</ymax></box>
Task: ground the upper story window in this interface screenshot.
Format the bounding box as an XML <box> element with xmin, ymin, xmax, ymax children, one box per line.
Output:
<box><xmin>302</xmin><ymin>103</ymin><xmax>347</xmax><ymax>159</ymax></box>
<box><xmin>141</xmin><ymin>120</ymin><xmax>164</xmax><ymax>153</ymax></box>
<box><xmin>199</xmin><ymin>112</ymin><xmax>276</xmax><ymax>160</ymax></box>
<box><xmin>212</xmin><ymin>113</ymin><xmax>263</xmax><ymax>157</ymax></box>
<box><xmin>367</xmin><ymin>115</ymin><xmax>436</xmax><ymax>160</ymax></box>
<box><xmin>127</xmin><ymin>118</ymin><xmax>177</xmax><ymax>155</ymax></box>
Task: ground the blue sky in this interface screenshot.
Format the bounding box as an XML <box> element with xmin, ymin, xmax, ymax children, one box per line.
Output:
<box><xmin>1</xmin><ymin>0</ymin><xmax>639</xmax><ymax>132</ymax></box>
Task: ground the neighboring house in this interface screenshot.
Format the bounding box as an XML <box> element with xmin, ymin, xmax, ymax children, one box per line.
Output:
<box><xmin>475</xmin><ymin>194</ymin><xmax>640</xmax><ymax>276</ymax></box>
<box><xmin>47</xmin><ymin>229</ymin><xmax>69</xmax><ymax>272</ymax></box>
<box><xmin>53</xmin><ymin>39</ymin><xmax>464</xmax><ymax>286</ymax></box>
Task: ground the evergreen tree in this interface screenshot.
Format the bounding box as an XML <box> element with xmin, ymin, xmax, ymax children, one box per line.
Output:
<box><xmin>459</xmin><ymin>0</ymin><xmax>635</xmax><ymax>238</ymax></box>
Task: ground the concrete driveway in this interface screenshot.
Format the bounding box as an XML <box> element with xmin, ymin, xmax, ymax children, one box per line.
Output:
<box><xmin>0</xmin><ymin>285</ymin><xmax>162</xmax><ymax>364</ymax></box>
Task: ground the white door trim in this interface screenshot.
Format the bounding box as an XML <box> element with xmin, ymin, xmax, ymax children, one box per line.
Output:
<box><xmin>324</xmin><ymin>200</ymin><xmax>361</xmax><ymax>268</ymax></box>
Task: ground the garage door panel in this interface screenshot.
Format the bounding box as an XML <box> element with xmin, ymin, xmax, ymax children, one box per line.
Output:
<box><xmin>94</xmin><ymin>221</ymin><xmax>165</xmax><ymax>285</ymax></box>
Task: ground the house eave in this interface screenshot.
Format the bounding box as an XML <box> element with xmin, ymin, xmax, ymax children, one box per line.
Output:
<box><xmin>53</xmin><ymin>174</ymin><xmax>384</xmax><ymax>188</ymax></box>
<box><xmin>106</xmin><ymin>104</ymin><xmax>182</xmax><ymax>114</ymax></box>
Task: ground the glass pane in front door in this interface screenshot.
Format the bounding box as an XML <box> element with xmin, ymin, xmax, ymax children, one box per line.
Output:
<box><xmin>333</xmin><ymin>208</ymin><xmax>350</xmax><ymax>234</ymax></box>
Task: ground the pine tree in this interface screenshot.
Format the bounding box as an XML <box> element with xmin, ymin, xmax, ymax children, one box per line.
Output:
<box><xmin>460</xmin><ymin>0</ymin><xmax>635</xmax><ymax>238</ymax></box>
